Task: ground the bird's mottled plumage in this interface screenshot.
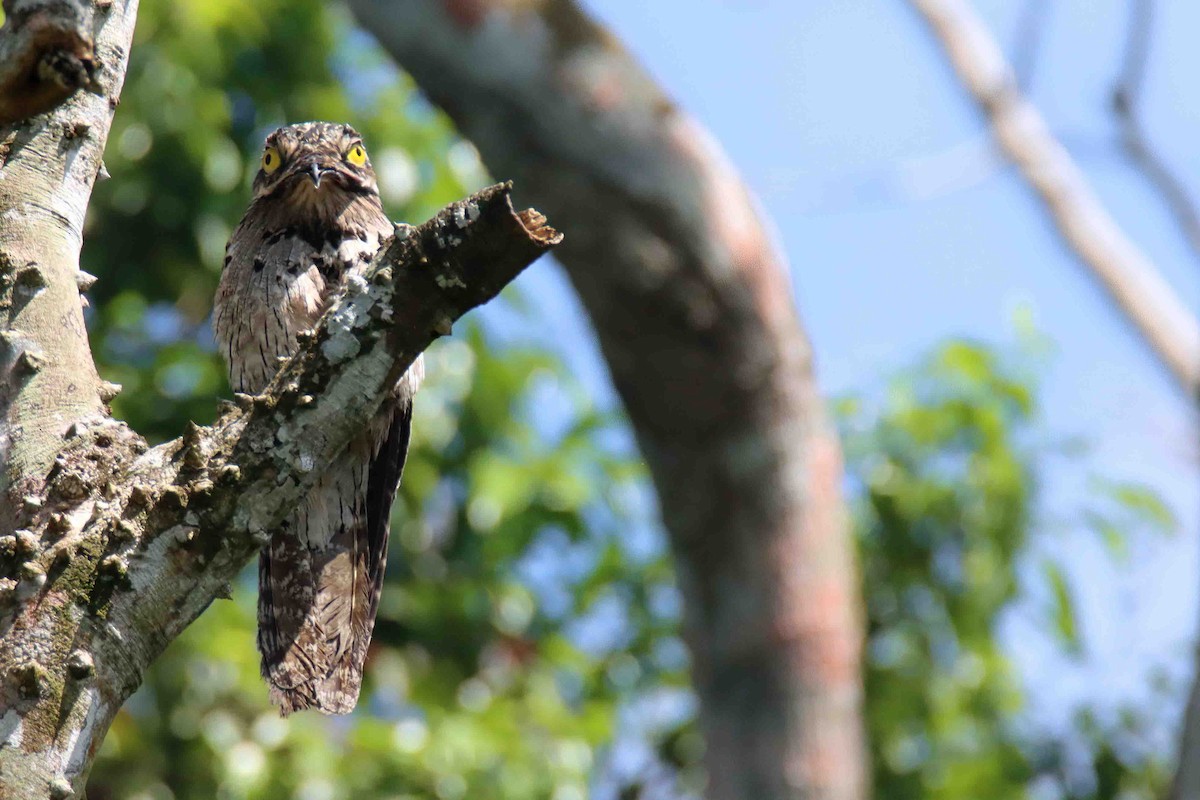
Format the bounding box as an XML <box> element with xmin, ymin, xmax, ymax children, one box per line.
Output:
<box><xmin>214</xmin><ymin>122</ymin><xmax>422</xmax><ymax>715</ymax></box>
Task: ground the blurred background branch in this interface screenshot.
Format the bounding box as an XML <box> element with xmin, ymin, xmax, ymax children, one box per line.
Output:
<box><xmin>344</xmin><ymin>2</ymin><xmax>868</xmax><ymax>798</ymax></box>
<box><xmin>1111</xmin><ymin>0</ymin><xmax>1200</xmax><ymax>264</ymax></box>
<box><xmin>908</xmin><ymin>0</ymin><xmax>1200</xmax><ymax>397</ymax></box>
<box><xmin>1106</xmin><ymin>8</ymin><xmax>1200</xmax><ymax>793</ymax></box>
<box><xmin>910</xmin><ymin>0</ymin><xmax>1200</xmax><ymax>795</ymax></box>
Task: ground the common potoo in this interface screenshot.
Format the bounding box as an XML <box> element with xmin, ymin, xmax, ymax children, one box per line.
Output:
<box><xmin>213</xmin><ymin>122</ymin><xmax>422</xmax><ymax>715</ymax></box>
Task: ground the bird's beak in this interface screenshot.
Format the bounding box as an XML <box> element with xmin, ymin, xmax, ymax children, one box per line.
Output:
<box><xmin>307</xmin><ymin>162</ymin><xmax>323</xmax><ymax>189</ymax></box>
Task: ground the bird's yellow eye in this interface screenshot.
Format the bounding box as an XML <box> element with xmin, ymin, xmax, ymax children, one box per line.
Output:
<box><xmin>262</xmin><ymin>146</ymin><xmax>282</xmax><ymax>174</ymax></box>
<box><xmin>346</xmin><ymin>144</ymin><xmax>367</xmax><ymax>167</ymax></box>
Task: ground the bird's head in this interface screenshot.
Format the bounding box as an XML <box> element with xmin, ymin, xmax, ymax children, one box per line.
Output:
<box><xmin>252</xmin><ymin>122</ymin><xmax>379</xmax><ymax>207</ymax></box>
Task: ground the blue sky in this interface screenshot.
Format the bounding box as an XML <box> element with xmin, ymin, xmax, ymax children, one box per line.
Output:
<box><xmin>485</xmin><ymin>0</ymin><xmax>1200</xmax><ymax>740</ymax></box>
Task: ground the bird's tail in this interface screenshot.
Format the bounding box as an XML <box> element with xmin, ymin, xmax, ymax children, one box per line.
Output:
<box><xmin>256</xmin><ymin>405</ymin><xmax>410</xmax><ymax>715</ymax></box>
<box><xmin>256</xmin><ymin>480</ymin><xmax>378</xmax><ymax>714</ymax></box>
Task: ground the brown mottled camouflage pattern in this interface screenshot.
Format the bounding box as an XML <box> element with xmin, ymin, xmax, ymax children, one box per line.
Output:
<box><xmin>214</xmin><ymin>122</ymin><xmax>422</xmax><ymax>715</ymax></box>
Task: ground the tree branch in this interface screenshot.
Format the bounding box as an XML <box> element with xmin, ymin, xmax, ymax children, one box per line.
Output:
<box><xmin>908</xmin><ymin>0</ymin><xmax>1200</xmax><ymax>396</ymax></box>
<box><xmin>0</xmin><ymin>184</ymin><xmax>559</xmax><ymax>799</ymax></box>
<box><xmin>347</xmin><ymin>2</ymin><xmax>868</xmax><ymax>798</ymax></box>
<box><xmin>1112</xmin><ymin>6</ymin><xmax>1200</xmax><ymax>794</ymax></box>
<box><xmin>1110</xmin><ymin>0</ymin><xmax>1200</xmax><ymax>264</ymax></box>
<box><xmin>908</xmin><ymin>1</ymin><xmax>1200</xmax><ymax>793</ymax></box>
<box><xmin>1171</xmin><ymin>660</ymin><xmax>1200</xmax><ymax>800</ymax></box>
<box><xmin>0</xmin><ymin>0</ymin><xmax>103</xmax><ymax>128</ymax></box>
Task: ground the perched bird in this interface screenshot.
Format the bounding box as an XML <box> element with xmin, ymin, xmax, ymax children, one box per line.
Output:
<box><xmin>213</xmin><ymin>122</ymin><xmax>422</xmax><ymax>715</ymax></box>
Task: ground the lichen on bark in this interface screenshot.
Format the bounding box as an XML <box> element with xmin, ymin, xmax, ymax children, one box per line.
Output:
<box><xmin>1</xmin><ymin>178</ymin><xmax>556</xmax><ymax>799</ymax></box>
<box><xmin>0</xmin><ymin>16</ymin><xmax>560</xmax><ymax>786</ymax></box>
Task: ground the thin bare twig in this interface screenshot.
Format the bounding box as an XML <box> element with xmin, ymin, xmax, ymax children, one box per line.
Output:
<box><xmin>1111</xmin><ymin>0</ymin><xmax>1200</xmax><ymax>262</ymax></box>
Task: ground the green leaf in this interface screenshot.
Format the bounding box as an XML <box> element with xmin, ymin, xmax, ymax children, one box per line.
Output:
<box><xmin>1042</xmin><ymin>559</ymin><xmax>1083</xmax><ymax>659</ymax></box>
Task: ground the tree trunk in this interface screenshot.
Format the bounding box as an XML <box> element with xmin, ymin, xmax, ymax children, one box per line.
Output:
<box><xmin>346</xmin><ymin>2</ymin><xmax>869</xmax><ymax>798</ymax></box>
<box><xmin>0</xmin><ymin>0</ymin><xmax>131</xmax><ymax>542</ymax></box>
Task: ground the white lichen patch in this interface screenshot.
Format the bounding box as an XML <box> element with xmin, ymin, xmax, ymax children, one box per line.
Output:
<box><xmin>63</xmin><ymin>687</ymin><xmax>106</xmax><ymax>778</ymax></box>
<box><xmin>17</xmin><ymin>568</ymin><xmax>47</xmax><ymax>600</ymax></box>
<box><xmin>320</xmin><ymin>274</ymin><xmax>394</xmax><ymax>364</ymax></box>
<box><xmin>0</xmin><ymin>710</ymin><xmax>23</xmax><ymax>747</ymax></box>
<box><xmin>271</xmin><ymin>348</ymin><xmax>394</xmax><ymax>496</ymax></box>
<box><xmin>320</xmin><ymin>277</ymin><xmax>370</xmax><ymax>362</ymax></box>
<box><xmin>232</xmin><ymin>470</ymin><xmax>303</xmax><ymax>536</ymax></box>
<box><xmin>66</xmin><ymin>501</ymin><xmax>95</xmax><ymax>533</ymax></box>
<box><xmin>320</xmin><ymin>329</ymin><xmax>362</xmax><ymax>363</ymax></box>
<box><xmin>132</xmin><ymin>440</ymin><xmax>176</xmax><ymax>472</ymax></box>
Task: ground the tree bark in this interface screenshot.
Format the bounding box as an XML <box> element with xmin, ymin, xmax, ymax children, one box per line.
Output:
<box><xmin>0</xmin><ymin>3</ymin><xmax>135</xmax><ymax>790</ymax></box>
<box><xmin>0</xmin><ymin>0</ymin><xmax>131</xmax><ymax>539</ymax></box>
<box><xmin>0</xmin><ymin>0</ymin><xmax>103</xmax><ymax>128</ymax></box>
<box><xmin>346</xmin><ymin>2</ymin><xmax>868</xmax><ymax>799</ymax></box>
<box><xmin>0</xmin><ymin>52</ymin><xmax>559</xmax><ymax>792</ymax></box>
<box><xmin>1174</xmin><ymin>667</ymin><xmax>1200</xmax><ymax>800</ymax></box>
